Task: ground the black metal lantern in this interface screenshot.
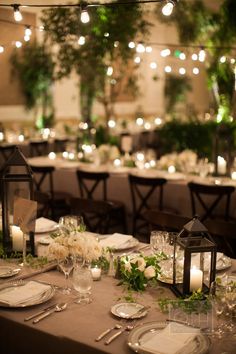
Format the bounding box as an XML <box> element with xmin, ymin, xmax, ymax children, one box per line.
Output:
<box><xmin>172</xmin><ymin>216</ymin><xmax>217</xmax><ymax>297</ymax></box>
<box><xmin>1</xmin><ymin>147</ymin><xmax>35</xmax><ymax>255</ymax></box>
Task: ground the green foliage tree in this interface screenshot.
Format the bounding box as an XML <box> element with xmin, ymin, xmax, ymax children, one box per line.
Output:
<box><xmin>156</xmin><ymin>0</ymin><xmax>236</xmax><ymax>121</ymax></box>
<box><xmin>41</xmin><ymin>3</ymin><xmax>151</xmax><ymax>126</ymax></box>
<box><xmin>11</xmin><ymin>41</ymin><xmax>55</xmax><ymax>128</ymax></box>
<box><xmin>164</xmin><ymin>75</ymin><xmax>192</xmax><ymax>114</ymax></box>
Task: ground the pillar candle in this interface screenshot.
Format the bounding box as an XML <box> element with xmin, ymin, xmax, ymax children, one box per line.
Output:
<box><xmin>190</xmin><ymin>267</ymin><xmax>203</xmax><ymax>292</ymax></box>
<box><xmin>12</xmin><ymin>225</ymin><xmax>24</xmax><ymax>251</ymax></box>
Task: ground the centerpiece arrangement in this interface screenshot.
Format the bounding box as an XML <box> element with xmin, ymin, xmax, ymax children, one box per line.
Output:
<box><xmin>118</xmin><ymin>253</ymin><xmax>166</xmax><ymax>291</ymax></box>
<box><xmin>48</xmin><ymin>232</ymin><xmax>102</xmax><ymax>263</ymax></box>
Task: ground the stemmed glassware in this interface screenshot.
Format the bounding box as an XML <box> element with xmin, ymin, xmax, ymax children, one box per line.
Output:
<box><xmin>59</xmin><ymin>215</ymin><xmax>85</xmax><ymax>234</ymax></box>
<box><xmin>72</xmin><ymin>265</ymin><xmax>93</xmax><ymax>304</ymax></box>
<box><xmin>58</xmin><ymin>255</ymin><xmax>74</xmax><ymax>295</ymax></box>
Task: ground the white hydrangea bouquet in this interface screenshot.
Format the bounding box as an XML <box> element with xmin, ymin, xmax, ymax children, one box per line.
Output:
<box><xmin>119</xmin><ymin>253</ymin><xmax>165</xmax><ymax>291</ymax></box>
<box><xmin>48</xmin><ymin>232</ymin><xmax>102</xmax><ymax>262</ymax></box>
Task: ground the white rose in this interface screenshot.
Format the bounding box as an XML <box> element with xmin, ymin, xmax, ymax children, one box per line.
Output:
<box><xmin>144</xmin><ymin>266</ymin><xmax>156</xmax><ymax>279</ymax></box>
<box><xmin>131</xmin><ymin>257</ymin><xmax>146</xmax><ymax>272</ymax></box>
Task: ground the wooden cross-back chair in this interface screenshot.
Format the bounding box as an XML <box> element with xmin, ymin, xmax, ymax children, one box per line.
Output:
<box><xmin>128</xmin><ymin>174</ymin><xmax>167</xmax><ymax>237</ymax></box>
<box><xmin>76</xmin><ymin>169</ymin><xmax>127</xmax><ymax>233</ymax></box>
<box><xmin>30</xmin><ymin>165</ymin><xmax>71</xmax><ymax>220</ymax></box>
<box><xmin>188</xmin><ymin>181</ymin><xmax>235</xmax><ymax>222</ymax></box>
<box><xmin>70</xmin><ymin>197</ymin><xmax>113</xmax><ymax>234</ymax></box>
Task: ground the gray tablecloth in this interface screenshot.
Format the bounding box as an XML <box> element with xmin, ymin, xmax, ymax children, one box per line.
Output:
<box><xmin>0</xmin><ymin>256</ymin><xmax>235</xmax><ymax>354</ymax></box>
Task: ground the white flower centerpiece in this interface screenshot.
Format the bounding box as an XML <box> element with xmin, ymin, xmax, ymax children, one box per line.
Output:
<box><xmin>48</xmin><ymin>232</ymin><xmax>102</xmax><ymax>264</ymax></box>
<box><xmin>158</xmin><ymin>149</ymin><xmax>198</xmax><ymax>174</ymax></box>
<box><xmin>119</xmin><ymin>253</ymin><xmax>166</xmax><ymax>291</ymax></box>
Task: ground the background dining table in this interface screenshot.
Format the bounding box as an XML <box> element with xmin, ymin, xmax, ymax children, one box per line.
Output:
<box><xmin>0</xmin><ymin>250</ymin><xmax>235</xmax><ymax>354</ymax></box>
<box><xmin>28</xmin><ymin>155</ymin><xmax>236</xmax><ymax>218</ymax></box>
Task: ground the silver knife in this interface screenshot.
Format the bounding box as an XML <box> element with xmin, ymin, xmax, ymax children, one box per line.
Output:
<box><xmin>24</xmin><ymin>303</ymin><xmax>57</xmax><ymax>321</ymax></box>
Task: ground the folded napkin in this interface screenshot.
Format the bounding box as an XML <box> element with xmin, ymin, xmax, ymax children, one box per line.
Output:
<box><xmin>99</xmin><ymin>233</ymin><xmax>133</xmax><ymax>249</ymax></box>
<box><xmin>35</xmin><ymin>217</ymin><xmax>57</xmax><ymax>233</ymax></box>
<box><xmin>0</xmin><ymin>281</ymin><xmax>51</xmax><ymax>306</ymax></box>
<box><xmin>142</xmin><ymin>323</ymin><xmax>199</xmax><ymax>354</ymax></box>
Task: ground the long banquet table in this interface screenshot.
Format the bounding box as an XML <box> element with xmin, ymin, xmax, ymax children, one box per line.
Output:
<box><xmin>0</xmin><ymin>253</ymin><xmax>235</xmax><ymax>354</ymax></box>
<box><xmin>28</xmin><ymin>155</ymin><xmax>236</xmax><ymax>219</ymax></box>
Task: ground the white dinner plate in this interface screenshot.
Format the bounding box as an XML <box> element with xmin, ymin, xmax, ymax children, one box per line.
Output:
<box><xmin>111</xmin><ymin>302</ymin><xmax>148</xmax><ymax>319</ymax></box>
<box><xmin>0</xmin><ymin>266</ymin><xmax>21</xmax><ymax>278</ymax></box>
<box><xmin>35</xmin><ymin>218</ymin><xmax>58</xmax><ymax>234</ymax></box>
<box><xmin>128</xmin><ymin>321</ymin><xmax>210</xmax><ymax>354</ymax></box>
<box><xmin>99</xmin><ymin>235</ymin><xmax>139</xmax><ymax>251</ymax></box>
<box><xmin>0</xmin><ymin>280</ymin><xmax>55</xmax><ymax>308</ymax></box>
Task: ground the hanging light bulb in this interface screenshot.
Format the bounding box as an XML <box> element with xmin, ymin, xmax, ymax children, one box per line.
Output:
<box><xmin>160</xmin><ymin>48</ymin><xmax>171</xmax><ymax>57</ymax></box>
<box><xmin>15</xmin><ymin>41</ymin><xmax>22</xmax><ymax>48</ymax></box>
<box><xmin>13</xmin><ymin>5</ymin><xmax>23</xmax><ymax>22</ymax></box>
<box><xmin>179</xmin><ymin>52</ymin><xmax>186</xmax><ymax>60</ymax></box>
<box><xmin>128</xmin><ymin>41</ymin><xmax>135</xmax><ymax>49</ymax></box>
<box><xmin>165</xmin><ymin>65</ymin><xmax>172</xmax><ymax>73</ymax></box>
<box><xmin>107</xmin><ymin>66</ymin><xmax>113</xmax><ymax>76</ymax></box>
<box><xmin>0</xmin><ymin>45</ymin><xmax>4</xmax><ymax>54</ymax></box>
<box><xmin>134</xmin><ymin>56</ymin><xmax>141</xmax><ymax>64</ymax></box>
<box><xmin>145</xmin><ymin>46</ymin><xmax>152</xmax><ymax>53</ymax></box>
<box><xmin>191</xmin><ymin>53</ymin><xmax>198</xmax><ymax>61</ymax></box>
<box><xmin>25</xmin><ymin>26</ymin><xmax>32</xmax><ymax>37</ymax></box>
<box><xmin>193</xmin><ymin>67</ymin><xmax>200</xmax><ymax>75</ymax></box>
<box><xmin>150</xmin><ymin>62</ymin><xmax>157</xmax><ymax>69</ymax></box>
<box><xmin>198</xmin><ymin>48</ymin><xmax>206</xmax><ymax>62</ymax></box>
<box><xmin>78</xmin><ymin>36</ymin><xmax>86</xmax><ymax>45</ymax></box>
<box><xmin>136</xmin><ymin>43</ymin><xmax>145</xmax><ymax>53</ymax></box>
<box><xmin>80</xmin><ymin>7</ymin><xmax>90</xmax><ymax>24</ymax></box>
<box><xmin>219</xmin><ymin>56</ymin><xmax>226</xmax><ymax>63</ymax></box>
<box><xmin>24</xmin><ymin>35</ymin><xmax>30</xmax><ymax>42</ymax></box>
<box><xmin>179</xmin><ymin>67</ymin><xmax>186</xmax><ymax>75</ymax></box>
<box><xmin>162</xmin><ymin>1</ymin><xmax>175</xmax><ymax>17</ymax></box>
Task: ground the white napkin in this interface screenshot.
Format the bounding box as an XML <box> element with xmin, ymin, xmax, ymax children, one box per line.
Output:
<box><xmin>142</xmin><ymin>323</ymin><xmax>199</xmax><ymax>354</ymax></box>
<box><xmin>35</xmin><ymin>217</ymin><xmax>57</xmax><ymax>233</ymax></box>
<box><xmin>0</xmin><ymin>281</ymin><xmax>51</xmax><ymax>306</ymax></box>
<box><xmin>99</xmin><ymin>233</ymin><xmax>133</xmax><ymax>249</ymax></box>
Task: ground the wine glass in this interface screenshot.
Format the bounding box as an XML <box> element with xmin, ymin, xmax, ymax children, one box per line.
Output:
<box><xmin>72</xmin><ymin>266</ymin><xmax>93</xmax><ymax>304</ymax></box>
<box><xmin>224</xmin><ymin>284</ymin><xmax>236</xmax><ymax>332</ymax></box>
<box><xmin>59</xmin><ymin>215</ymin><xmax>85</xmax><ymax>234</ymax></box>
<box><xmin>150</xmin><ymin>231</ymin><xmax>168</xmax><ymax>254</ymax></box>
<box><xmin>209</xmin><ymin>280</ymin><xmax>227</xmax><ymax>338</ymax></box>
<box><xmin>58</xmin><ymin>255</ymin><xmax>74</xmax><ymax>295</ymax></box>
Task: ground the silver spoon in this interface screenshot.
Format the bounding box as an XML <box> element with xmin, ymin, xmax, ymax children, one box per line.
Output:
<box><xmin>33</xmin><ymin>303</ymin><xmax>67</xmax><ymax>324</ymax></box>
<box><xmin>105</xmin><ymin>325</ymin><xmax>134</xmax><ymax>345</ymax></box>
<box><xmin>95</xmin><ymin>323</ymin><xmax>122</xmax><ymax>341</ymax></box>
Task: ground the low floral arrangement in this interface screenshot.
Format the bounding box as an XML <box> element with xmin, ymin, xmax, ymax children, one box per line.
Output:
<box><xmin>119</xmin><ymin>253</ymin><xmax>166</xmax><ymax>291</ymax></box>
<box><xmin>158</xmin><ymin>149</ymin><xmax>198</xmax><ymax>173</ymax></box>
<box><xmin>48</xmin><ymin>232</ymin><xmax>102</xmax><ymax>262</ymax></box>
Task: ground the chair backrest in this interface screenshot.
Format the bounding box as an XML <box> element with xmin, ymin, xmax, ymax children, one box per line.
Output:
<box><xmin>188</xmin><ymin>181</ymin><xmax>235</xmax><ymax>221</ymax></box>
<box><xmin>54</xmin><ymin>139</ymin><xmax>69</xmax><ymax>153</ymax></box>
<box><xmin>143</xmin><ymin>209</ymin><xmax>191</xmax><ymax>232</ymax></box>
<box><xmin>204</xmin><ymin>219</ymin><xmax>236</xmax><ymax>258</ymax></box>
<box><xmin>76</xmin><ymin>169</ymin><xmax>109</xmax><ymax>200</ymax></box>
<box><xmin>128</xmin><ymin>174</ymin><xmax>167</xmax><ymax>235</ymax></box>
<box><xmin>0</xmin><ymin>145</ymin><xmax>16</xmax><ymax>166</ymax></box>
<box><xmin>29</xmin><ymin>141</ymin><xmax>49</xmax><ymax>157</ymax></box>
<box><xmin>30</xmin><ymin>165</ymin><xmax>55</xmax><ymax>197</ymax></box>
<box><xmin>70</xmin><ymin>197</ymin><xmax>112</xmax><ymax>234</ymax></box>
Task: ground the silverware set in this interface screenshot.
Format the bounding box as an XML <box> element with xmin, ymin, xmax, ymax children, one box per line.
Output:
<box><xmin>24</xmin><ymin>302</ymin><xmax>67</xmax><ymax>323</ymax></box>
<box><xmin>95</xmin><ymin>305</ymin><xmax>149</xmax><ymax>344</ymax></box>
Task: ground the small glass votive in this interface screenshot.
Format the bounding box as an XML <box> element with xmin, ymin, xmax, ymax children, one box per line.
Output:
<box><xmin>91</xmin><ymin>266</ymin><xmax>101</xmax><ymax>281</ymax></box>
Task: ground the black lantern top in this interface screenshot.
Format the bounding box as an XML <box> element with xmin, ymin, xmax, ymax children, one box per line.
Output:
<box><xmin>1</xmin><ymin>146</ymin><xmax>33</xmax><ymax>178</ymax></box>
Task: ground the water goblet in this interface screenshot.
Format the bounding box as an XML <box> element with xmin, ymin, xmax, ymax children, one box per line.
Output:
<box><xmin>150</xmin><ymin>230</ymin><xmax>168</xmax><ymax>254</ymax></box>
<box><xmin>72</xmin><ymin>265</ymin><xmax>93</xmax><ymax>304</ymax></box>
<box><xmin>59</xmin><ymin>215</ymin><xmax>85</xmax><ymax>234</ymax></box>
<box><xmin>58</xmin><ymin>255</ymin><xmax>74</xmax><ymax>295</ymax></box>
